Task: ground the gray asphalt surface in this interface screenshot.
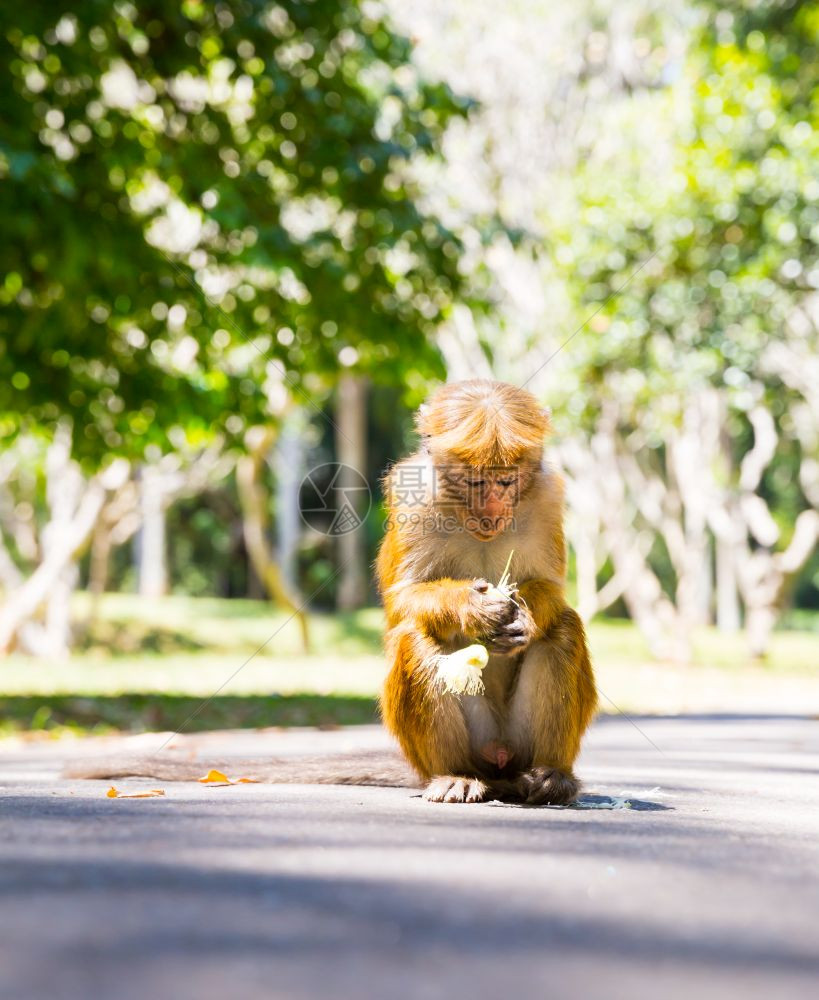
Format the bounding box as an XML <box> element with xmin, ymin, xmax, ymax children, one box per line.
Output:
<box><xmin>1</xmin><ymin>714</ymin><xmax>818</xmax><ymax>1000</ymax></box>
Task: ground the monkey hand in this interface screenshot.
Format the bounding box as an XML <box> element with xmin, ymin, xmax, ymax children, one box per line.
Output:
<box><xmin>463</xmin><ymin>579</ymin><xmax>522</xmax><ymax>651</ymax></box>
<box><xmin>483</xmin><ymin>599</ymin><xmax>537</xmax><ymax>655</ymax></box>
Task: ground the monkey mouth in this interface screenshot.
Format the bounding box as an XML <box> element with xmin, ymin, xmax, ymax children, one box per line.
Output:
<box><xmin>470</xmin><ymin>521</ymin><xmax>508</xmax><ymax>541</ymax></box>
<box><xmin>463</xmin><ymin>513</ymin><xmax>514</xmax><ymax>540</ymax></box>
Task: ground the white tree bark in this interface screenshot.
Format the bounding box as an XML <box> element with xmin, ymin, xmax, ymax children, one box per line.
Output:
<box><xmin>707</xmin><ymin>403</ymin><xmax>819</xmax><ymax>657</ymax></box>
<box><xmin>0</xmin><ymin>426</ymin><xmax>129</xmax><ymax>656</ymax></box>
<box><xmin>237</xmin><ymin>426</ymin><xmax>309</xmax><ymax>649</ymax></box>
<box><xmin>715</xmin><ymin>536</ymin><xmax>741</xmax><ymax>632</ymax></box>
<box><xmin>668</xmin><ymin>392</ymin><xmax>721</xmax><ymax>626</ymax></box>
<box><xmin>0</xmin><ymin>431</ymin><xmax>230</xmax><ymax>654</ymax></box>
<box><xmin>135</xmin><ymin>463</ymin><xmax>168</xmax><ymax>598</ymax></box>
<box><xmin>274</xmin><ymin>408</ymin><xmax>306</xmax><ymax>591</ymax></box>
<box><xmin>107</xmin><ymin>448</ymin><xmax>230</xmax><ymax>602</ymax></box>
<box><xmin>88</xmin><ymin>479</ymin><xmax>141</xmax><ymax>598</ymax></box>
<box><xmin>561</xmin><ymin>416</ymin><xmax>691</xmax><ymax>661</ymax></box>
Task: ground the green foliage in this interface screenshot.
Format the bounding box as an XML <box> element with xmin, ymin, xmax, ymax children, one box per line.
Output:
<box><xmin>0</xmin><ymin>693</ymin><xmax>380</xmax><ymax>737</ymax></box>
<box><xmin>551</xmin><ymin>0</ymin><xmax>818</xmax><ymax>452</ymax></box>
<box><xmin>0</xmin><ymin>0</ymin><xmax>473</xmax><ymax>464</ymax></box>
<box><xmin>511</xmin><ymin>0</ymin><xmax>819</xmax><ymax>613</ymax></box>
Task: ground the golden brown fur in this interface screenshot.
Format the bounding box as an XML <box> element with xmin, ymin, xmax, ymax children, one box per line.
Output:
<box><xmin>415</xmin><ymin>379</ymin><xmax>551</xmax><ymax>467</ymax></box>
<box><xmin>378</xmin><ymin>378</ymin><xmax>597</xmax><ymax>804</ymax></box>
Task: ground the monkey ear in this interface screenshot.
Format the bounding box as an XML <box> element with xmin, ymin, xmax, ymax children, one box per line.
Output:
<box><xmin>417</xmin><ymin>403</ymin><xmax>430</xmax><ymax>418</ymax></box>
<box><xmin>542</xmin><ymin>406</ymin><xmax>552</xmax><ymax>420</ymax></box>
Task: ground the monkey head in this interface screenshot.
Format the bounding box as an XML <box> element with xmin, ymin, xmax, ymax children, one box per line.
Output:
<box><xmin>416</xmin><ymin>379</ymin><xmax>551</xmax><ymax>541</ymax></box>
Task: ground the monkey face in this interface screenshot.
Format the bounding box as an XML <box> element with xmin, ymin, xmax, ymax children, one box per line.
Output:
<box><xmin>434</xmin><ymin>465</ymin><xmax>522</xmax><ymax>540</ymax></box>
<box><xmin>467</xmin><ymin>468</ymin><xmax>520</xmax><ymax>539</ymax></box>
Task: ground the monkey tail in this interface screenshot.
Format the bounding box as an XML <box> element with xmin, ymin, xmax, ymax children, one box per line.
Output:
<box><xmin>63</xmin><ymin>750</ymin><xmax>420</xmax><ymax>789</ymax></box>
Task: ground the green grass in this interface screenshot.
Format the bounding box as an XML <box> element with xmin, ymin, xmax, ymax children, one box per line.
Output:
<box><xmin>0</xmin><ymin>594</ymin><xmax>387</xmax><ymax>738</ymax></box>
<box><xmin>2</xmin><ymin>693</ymin><xmax>379</xmax><ymax>739</ymax></box>
<box><xmin>0</xmin><ymin>594</ymin><xmax>817</xmax><ymax>739</ymax></box>
<box><xmin>588</xmin><ymin>614</ymin><xmax>819</xmax><ymax>676</ymax></box>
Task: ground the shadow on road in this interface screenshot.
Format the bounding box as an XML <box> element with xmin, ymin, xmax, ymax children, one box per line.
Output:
<box><xmin>0</xmin><ymin>852</ymin><xmax>817</xmax><ymax>988</ymax></box>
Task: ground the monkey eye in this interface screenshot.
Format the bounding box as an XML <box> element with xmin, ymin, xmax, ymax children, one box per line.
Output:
<box><xmin>469</xmin><ymin>480</ymin><xmax>486</xmax><ymax>488</ymax></box>
<box><xmin>497</xmin><ymin>479</ymin><xmax>516</xmax><ymax>488</ymax></box>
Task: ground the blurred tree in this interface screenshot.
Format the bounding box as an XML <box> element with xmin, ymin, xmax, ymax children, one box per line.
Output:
<box><xmin>0</xmin><ymin>0</ymin><xmax>481</xmax><ymax>652</ymax></box>
<box><xmin>1</xmin><ymin>0</ymin><xmax>472</xmax><ymax>458</ymax></box>
<box><xmin>396</xmin><ymin>0</ymin><xmax>819</xmax><ymax>658</ymax></box>
<box><xmin>547</xmin><ymin>0</ymin><xmax>819</xmax><ymax>656</ymax></box>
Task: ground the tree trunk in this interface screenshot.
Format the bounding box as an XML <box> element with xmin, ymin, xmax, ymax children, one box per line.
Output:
<box><xmin>0</xmin><ymin>426</ymin><xmax>118</xmax><ymax>656</ymax></box>
<box><xmin>613</xmin><ymin>547</ymin><xmax>690</xmax><ymax>662</ymax></box>
<box><xmin>237</xmin><ymin>426</ymin><xmax>309</xmax><ymax>650</ymax></box>
<box><xmin>745</xmin><ymin>604</ymin><xmax>776</xmax><ymax>660</ymax></box>
<box><xmin>275</xmin><ymin>408</ymin><xmax>306</xmax><ymax>591</ymax></box>
<box><xmin>715</xmin><ymin>536</ymin><xmax>741</xmax><ymax>632</ymax></box>
<box><xmin>696</xmin><ymin>536</ymin><xmax>714</xmax><ymax>626</ymax></box>
<box><xmin>737</xmin><ymin>509</ymin><xmax>819</xmax><ymax>658</ymax></box>
<box><xmin>573</xmin><ymin>528</ymin><xmax>599</xmax><ymax>622</ymax></box>
<box><xmin>136</xmin><ymin>464</ymin><xmax>167</xmax><ymax>598</ymax></box>
<box><xmin>88</xmin><ymin>523</ymin><xmax>113</xmax><ymax>598</ymax></box>
<box><xmin>590</xmin><ymin>423</ymin><xmax>691</xmax><ymax>661</ymax></box>
<box><xmin>334</xmin><ymin>375</ymin><xmax>369</xmax><ymax>611</ymax></box>
<box><xmin>43</xmin><ymin>562</ymin><xmax>79</xmax><ymax>658</ymax></box>
<box><xmin>674</xmin><ymin>526</ymin><xmax>712</xmax><ymax>629</ymax></box>
<box><xmin>0</xmin><ymin>481</ymin><xmax>106</xmax><ymax>655</ymax></box>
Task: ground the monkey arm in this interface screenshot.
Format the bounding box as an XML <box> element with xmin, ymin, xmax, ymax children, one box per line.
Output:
<box><xmin>516</xmin><ymin>579</ymin><xmax>568</xmax><ymax>637</ymax></box>
<box><xmin>387</xmin><ymin>578</ymin><xmax>524</xmax><ymax>652</ymax></box>
<box><xmin>386</xmin><ymin>578</ymin><xmax>481</xmax><ymax>639</ymax></box>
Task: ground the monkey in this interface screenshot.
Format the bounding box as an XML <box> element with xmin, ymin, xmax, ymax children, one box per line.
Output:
<box><xmin>66</xmin><ymin>379</ymin><xmax>596</xmax><ymax>807</ymax></box>
<box><xmin>377</xmin><ymin>378</ymin><xmax>597</xmax><ymax>804</ymax></box>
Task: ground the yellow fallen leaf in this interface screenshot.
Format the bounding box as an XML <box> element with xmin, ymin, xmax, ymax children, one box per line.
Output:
<box><xmin>106</xmin><ymin>786</ymin><xmax>165</xmax><ymax>799</ymax></box>
<box><xmin>198</xmin><ymin>769</ymin><xmax>231</xmax><ymax>785</ymax></box>
<box><xmin>197</xmin><ymin>769</ymin><xmax>261</xmax><ymax>786</ymax></box>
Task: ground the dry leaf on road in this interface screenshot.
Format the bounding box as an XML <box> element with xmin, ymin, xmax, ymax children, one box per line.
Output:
<box><xmin>106</xmin><ymin>786</ymin><xmax>165</xmax><ymax>799</ymax></box>
<box><xmin>198</xmin><ymin>769</ymin><xmax>260</xmax><ymax>786</ymax></box>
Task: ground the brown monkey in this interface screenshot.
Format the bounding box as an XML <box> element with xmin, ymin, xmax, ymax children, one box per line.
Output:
<box><xmin>377</xmin><ymin>379</ymin><xmax>597</xmax><ymax>804</ymax></box>
<box><xmin>67</xmin><ymin>379</ymin><xmax>595</xmax><ymax>806</ymax></box>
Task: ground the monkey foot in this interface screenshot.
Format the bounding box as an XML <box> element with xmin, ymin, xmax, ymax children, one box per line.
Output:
<box><xmin>423</xmin><ymin>776</ymin><xmax>489</xmax><ymax>804</ymax></box>
<box><xmin>516</xmin><ymin>766</ymin><xmax>579</xmax><ymax>805</ymax></box>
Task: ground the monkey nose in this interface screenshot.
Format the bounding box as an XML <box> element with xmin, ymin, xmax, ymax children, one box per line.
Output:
<box><xmin>480</xmin><ymin>500</ymin><xmax>507</xmax><ymax>520</ymax></box>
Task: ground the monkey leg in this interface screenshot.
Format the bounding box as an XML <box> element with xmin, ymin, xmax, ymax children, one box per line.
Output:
<box><xmin>506</xmin><ymin>607</ymin><xmax>598</xmax><ymax>805</ymax></box>
<box><xmin>381</xmin><ymin>626</ymin><xmax>498</xmax><ymax>803</ymax></box>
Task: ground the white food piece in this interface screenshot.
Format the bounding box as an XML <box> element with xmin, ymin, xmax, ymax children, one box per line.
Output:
<box><xmin>437</xmin><ymin>644</ymin><xmax>489</xmax><ymax>695</ymax></box>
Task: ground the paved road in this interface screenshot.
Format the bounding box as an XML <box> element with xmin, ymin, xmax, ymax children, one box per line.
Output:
<box><xmin>1</xmin><ymin>714</ymin><xmax>818</xmax><ymax>1000</ymax></box>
